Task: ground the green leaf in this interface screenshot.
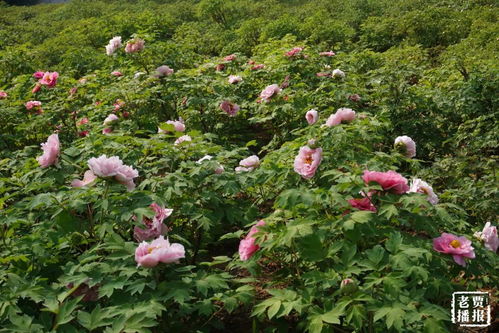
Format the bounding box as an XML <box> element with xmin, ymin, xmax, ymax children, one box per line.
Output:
<box><xmin>54</xmin><ymin>298</ymin><xmax>81</xmax><ymax>329</ymax></box>
<box><xmin>297</xmin><ymin>233</ymin><xmax>326</xmax><ymax>262</ymax></box>
<box><xmin>267</xmin><ymin>300</ymin><xmax>282</xmax><ymax>319</ymax></box>
<box><xmin>366</xmin><ymin>245</ymin><xmax>385</xmax><ymax>266</ymax></box>
<box><xmin>385</xmin><ymin>232</ymin><xmax>402</xmax><ymax>253</ymax></box>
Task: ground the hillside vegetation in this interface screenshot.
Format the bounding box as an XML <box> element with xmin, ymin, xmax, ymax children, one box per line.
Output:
<box><xmin>0</xmin><ymin>0</ymin><xmax>498</xmax><ymax>332</ymax></box>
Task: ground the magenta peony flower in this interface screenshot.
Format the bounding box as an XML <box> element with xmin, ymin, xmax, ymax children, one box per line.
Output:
<box><xmin>474</xmin><ymin>222</ymin><xmax>498</xmax><ymax>252</ymax></box>
<box><xmin>102</xmin><ymin>128</ymin><xmax>112</xmax><ymax>135</ymax></box>
<box><xmin>348</xmin><ymin>197</ymin><xmax>376</xmax><ymax>212</ymax></box>
<box><xmin>236</xmin><ymin>155</ymin><xmax>259</xmax><ymax>172</ymax></box>
<box><xmin>71</xmin><ymin>170</ymin><xmax>97</xmax><ymax>188</ymax></box>
<box><xmin>220</xmin><ymin>100</ymin><xmax>240</xmax><ymax>116</ymax></box>
<box><xmin>174</xmin><ymin>135</ymin><xmax>192</xmax><ymax>146</ymax></box>
<box><xmin>37</xmin><ymin>134</ymin><xmax>60</xmax><ymax>168</ymax></box>
<box><xmin>39</xmin><ymin>72</ymin><xmax>58</xmax><ymax>88</ymax></box>
<box><xmin>394</xmin><ymin>135</ymin><xmax>416</xmax><ymax>158</ymax></box>
<box><xmin>134</xmin><ymin>203</ymin><xmax>173</xmax><ymax>242</ymax></box>
<box><xmin>103</xmin><ymin>114</ymin><xmax>119</xmax><ymax>125</ymax></box>
<box><xmin>125</xmin><ymin>38</ymin><xmax>145</xmax><ymax>53</ymax></box>
<box><xmin>260</xmin><ymin>84</ymin><xmax>281</xmax><ymax>102</ymax></box>
<box><xmin>0</xmin><ymin>91</ymin><xmax>7</xmax><ymax>99</ymax></box>
<box><xmin>33</xmin><ymin>71</ymin><xmax>45</xmax><ymax>79</ymax></box>
<box><xmin>228</xmin><ymin>75</ymin><xmax>242</xmax><ymax>84</ymax></box>
<box><xmin>285</xmin><ymin>47</ymin><xmax>303</xmax><ymax>57</ymax></box>
<box><xmin>294</xmin><ymin>146</ymin><xmax>323</xmax><ymax>179</ymax></box>
<box><xmin>433</xmin><ymin>233</ymin><xmax>475</xmax><ymax>267</ymax></box>
<box><xmin>319</xmin><ymin>51</ymin><xmax>335</xmax><ymax>57</ymax></box>
<box><xmin>332</xmin><ymin>69</ymin><xmax>345</xmax><ymax>78</ymax></box>
<box><xmin>111</xmin><ymin>71</ymin><xmax>123</xmax><ymax>77</ymax></box>
<box><xmin>362</xmin><ymin>170</ymin><xmax>409</xmax><ymax>194</ymax></box>
<box><xmin>135</xmin><ymin>236</ymin><xmax>185</xmax><ymax>268</ymax></box>
<box><xmin>87</xmin><ymin>155</ymin><xmax>138</xmax><ymax>191</ymax></box>
<box><xmin>155</xmin><ymin>65</ymin><xmax>174</xmax><ymax>77</ymax></box>
<box><xmin>105</xmin><ymin>36</ymin><xmax>122</xmax><ymax>56</ymax></box>
<box><xmin>79</xmin><ymin>130</ymin><xmax>89</xmax><ymax>137</ymax></box>
<box><xmin>25</xmin><ymin>101</ymin><xmax>42</xmax><ymax>110</ymax></box>
<box><xmin>325</xmin><ymin>108</ymin><xmax>356</xmax><ymax>127</ymax></box>
<box><xmin>224</xmin><ymin>54</ymin><xmax>236</xmax><ymax>62</ymax></box>
<box><xmin>409</xmin><ymin>179</ymin><xmax>438</xmax><ymax>204</ymax></box>
<box><xmin>239</xmin><ymin>220</ymin><xmax>266</xmax><ymax>261</ymax></box>
<box><xmin>305</xmin><ymin>109</ymin><xmax>318</xmax><ymax>125</ymax></box>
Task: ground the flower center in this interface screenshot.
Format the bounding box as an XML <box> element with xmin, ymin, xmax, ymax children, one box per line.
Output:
<box><xmin>147</xmin><ymin>246</ymin><xmax>161</xmax><ymax>254</ymax></box>
<box><xmin>450</xmin><ymin>240</ymin><xmax>461</xmax><ymax>248</ymax></box>
<box><xmin>304</xmin><ymin>156</ymin><xmax>313</xmax><ymax>165</ymax></box>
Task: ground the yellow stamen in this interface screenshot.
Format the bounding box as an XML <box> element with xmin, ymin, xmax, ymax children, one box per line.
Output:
<box><xmin>304</xmin><ymin>156</ymin><xmax>313</xmax><ymax>165</ymax></box>
<box><xmin>450</xmin><ymin>240</ymin><xmax>461</xmax><ymax>248</ymax></box>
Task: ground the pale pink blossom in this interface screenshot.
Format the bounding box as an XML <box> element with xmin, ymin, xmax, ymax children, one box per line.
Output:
<box><xmin>224</xmin><ymin>54</ymin><xmax>236</xmax><ymax>62</ymax></box>
<box><xmin>174</xmin><ymin>135</ymin><xmax>192</xmax><ymax>146</ymax></box>
<box><xmin>228</xmin><ymin>75</ymin><xmax>242</xmax><ymax>84</ymax></box>
<box><xmin>105</xmin><ymin>36</ymin><xmax>122</xmax><ymax>56</ymax></box>
<box><xmin>71</xmin><ymin>170</ymin><xmax>97</xmax><ymax>188</ymax></box>
<box><xmin>113</xmin><ymin>99</ymin><xmax>125</xmax><ymax>111</ymax></box>
<box><xmin>362</xmin><ymin>170</ymin><xmax>409</xmax><ymax>194</ymax></box>
<box><xmin>37</xmin><ymin>134</ymin><xmax>60</xmax><ymax>168</ymax></box>
<box><xmin>294</xmin><ymin>146</ymin><xmax>322</xmax><ymax>179</ymax></box>
<box><xmin>394</xmin><ymin>136</ymin><xmax>416</xmax><ymax>158</ymax></box>
<box><xmin>474</xmin><ymin>222</ymin><xmax>498</xmax><ymax>252</ymax></box>
<box><xmin>285</xmin><ymin>47</ymin><xmax>303</xmax><ymax>57</ymax></box>
<box><xmin>135</xmin><ymin>236</ymin><xmax>185</xmax><ymax>268</ymax></box>
<box><xmin>260</xmin><ymin>84</ymin><xmax>281</xmax><ymax>102</ymax></box>
<box><xmin>103</xmin><ymin>114</ymin><xmax>119</xmax><ymax>125</ymax></box>
<box><xmin>332</xmin><ymin>69</ymin><xmax>345</xmax><ymax>78</ymax></box>
<box><xmin>111</xmin><ymin>71</ymin><xmax>123</xmax><ymax>77</ymax></box>
<box><xmin>125</xmin><ymin>38</ymin><xmax>145</xmax><ymax>53</ymax></box>
<box><xmin>39</xmin><ymin>72</ymin><xmax>59</xmax><ymax>88</ymax></box>
<box><xmin>236</xmin><ymin>155</ymin><xmax>259</xmax><ymax>172</ymax></box>
<box><xmin>239</xmin><ymin>220</ymin><xmax>266</xmax><ymax>261</ymax></box>
<box><xmin>155</xmin><ymin>65</ymin><xmax>174</xmax><ymax>77</ymax></box>
<box><xmin>325</xmin><ymin>108</ymin><xmax>356</xmax><ymax>127</ymax></box>
<box><xmin>409</xmin><ymin>179</ymin><xmax>438</xmax><ymax>204</ymax></box>
<box><xmin>433</xmin><ymin>233</ymin><xmax>475</xmax><ymax>267</ymax></box>
<box><xmin>134</xmin><ymin>203</ymin><xmax>173</xmax><ymax>242</ymax></box>
<box><xmin>25</xmin><ymin>101</ymin><xmax>42</xmax><ymax>110</ymax></box>
<box><xmin>305</xmin><ymin>109</ymin><xmax>318</xmax><ymax>125</ymax></box>
<box><xmin>87</xmin><ymin>155</ymin><xmax>138</xmax><ymax>191</ymax></box>
<box><xmin>196</xmin><ymin>155</ymin><xmax>224</xmax><ymax>174</ymax></box>
<box><xmin>158</xmin><ymin>119</ymin><xmax>185</xmax><ymax>133</ymax></box>
<box><xmin>33</xmin><ymin>71</ymin><xmax>45</xmax><ymax>79</ymax></box>
<box><xmin>219</xmin><ymin>101</ymin><xmax>240</xmax><ymax>116</ymax></box>
<box><xmin>102</xmin><ymin>128</ymin><xmax>112</xmax><ymax>134</ymax></box>
<box><xmin>0</xmin><ymin>91</ymin><xmax>7</xmax><ymax>99</ymax></box>
<box><xmin>77</xmin><ymin>117</ymin><xmax>89</xmax><ymax>126</ymax></box>
<box><xmin>319</xmin><ymin>51</ymin><xmax>335</xmax><ymax>57</ymax></box>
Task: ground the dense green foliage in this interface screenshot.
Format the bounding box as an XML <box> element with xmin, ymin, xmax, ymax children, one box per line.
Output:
<box><xmin>0</xmin><ymin>0</ymin><xmax>497</xmax><ymax>332</ymax></box>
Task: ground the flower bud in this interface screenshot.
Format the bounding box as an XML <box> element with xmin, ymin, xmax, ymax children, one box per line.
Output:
<box><xmin>340</xmin><ymin>278</ymin><xmax>358</xmax><ymax>294</ymax></box>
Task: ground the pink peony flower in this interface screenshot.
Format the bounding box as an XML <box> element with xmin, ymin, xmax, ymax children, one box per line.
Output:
<box><xmin>33</xmin><ymin>71</ymin><xmax>45</xmax><ymax>79</ymax></box>
<box><xmin>215</xmin><ymin>64</ymin><xmax>225</xmax><ymax>71</ymax></box>
<box><xmin>25</xmin><ymin>101</ymin><xmax>42</xmax><ymax>110</ymax></box>
<box><xmin>39</xmin><ymin>72</ymin><xmax>58</xmax><ymax>88</ymax></box>
<box><xmin>294</xmin><ymin>145</ymin><xmax>323</xmax><ymax>179</ymax></box>
<box><xmin>224</xmin><ymin>54</ymin><xmax>236</xmax><ymax>62</ymax></box>
<box><xmin>319</xmin><ymin>51</ymin><xmax>335</xmax><ymax>57</ymax></box>
<box><xmin>103</xmin><ymin>114</ymin><xmax>119</xmax><ymax>125</ymax></box>
<box><xmin>305</xmin><ymin>109</ymin><xmax>318</xmax><ymax>125</ymax></box>
<box><xmin>134</xmin><ymin>203</ymin><xmax>173</xmax><ymax>242</ymax></box>
<box><xmin>325</xmin><ymin>108</ymin><xmax>356</xmax><ymax>127</ymax></box>
<box><xmin>111</xmin><ymin>71</ymin><xmax>123</xmax><ymax>77</ymax></box>
<box><xmin>362</xmin><ymin>170</ymin><xmax>409</xmax><ymax>194</ymax></box>
<box><xmin>77</xmin><ymin>117</ymin><xmax>89</xmax><ymax>126</ymax></box>
<box><xmin>124</xmin><ymin>37</ymin><xmax>144</xmax><ymax>53</ymax></box>
<box><xmin>174</xmin><ymin>135</ymin><xmax>192</xmax><ymax>146</ymax></box>
<box><xmin>348</xmin><ymin>196</ymin><xmax>376</xmax><ymax>212</ymax></box>
<box><xmin>228</xmin><ymin>75</ymin><xmax>242</xmax><ymax>84</ymax></box>
<box><xmin>0</xmin><ymin>91</ymin><xmax>7</xmax><ymax>99</ymax></box>
<box><xmin>409</xmin><ymin>179</ymin><xmax>438</xmax><ymax>204</ymax></box>
<box><xmin>251</xmin><ymin>64</ymin><xmax>265</xmax><ymax>70</ymax></box>
<box><xmin>106</xmin><ymin>36</ymin><xmax>122</xmax><ymax>56</ymax></box>
<box><xmin>260</xmin><ymin>84</ymin><xmax>281</xmax><ymax>102</ymax></box>
<box><xmin>219</xmin><ymin>100</ymin><xmax>240</xmax><ymax>116</ymax></box>
<box><xmin>285</xmin><ymin>47</ymin><xmax>303</xmax><ymax>57</ymax></box>
<box><xmin>102</xmin><ymin>128</ymin><xmax>112</xmax><ymax>134</ymax></box>
<box><xmin>79</xmin><ymin>130</ymin><xmax>89</xmax><ymax>137</ymax></box>
<box><xmin>31</xmin><ymin>84</ymin><xmax>41</xmax><ymax>94</ymax></box>
<box><xmin>215</xmin><ymin>164</ymin><xmax>225</xmax><ymax>174</ymax></box>
<box><xmin>135</xmin><ymin>236</ymin><xmax>185</xmax><ymax>268</ymax></box>
<box><xmin>71</xmin><ymin>170</ymin><xmax>97</xmax><ymax>188</ymax></box>
<box><xmin>159</xmin><ymin>119</ymin><xmax>185</xmax><ymax>133</ymax></box>
<box><xmin>394</xmin><ymin>136</ymin><xmax>416</xmax><ymax>158</ymax></box>
<box><xmin>433</xmin><ymin>233</ymin><xmax>475</xmax><ymax>267</ymax></box>
<box><xmin>155</xmin><ymin>65</ymin><xmax>174</xmax><ymax>77</ymax></box>
<box><xmin>113</xmin><ymin>99</ymin><xmax>125</xmax><ymax>111</ymax></box>
<box><xmin>236</xmin><ymin>155</ymin><xmax>259</xmax><ymax>172</ymax></box>
<box><xmin>239</xmin><ymin>220</ymin><xmax>266</xmax><ymax>261</ymax></box>
<box><xmin>474</xmin><ymin>222</ymin><xmax>498</xmax><ymax>252</ymax></box>
<box><xmin>87</xmin><ymin>155</ymin><xmax>138</xmax><ymax>191</ymax></box>
<box><xmin>332</xmin><ymin>69</ymin><xmax>345</xmax><ymax>78</ymax></box>
<box><xmin>37</xmin><ymin>134</ymin><xmax>60</xmax><ymax>168</ymax></box>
